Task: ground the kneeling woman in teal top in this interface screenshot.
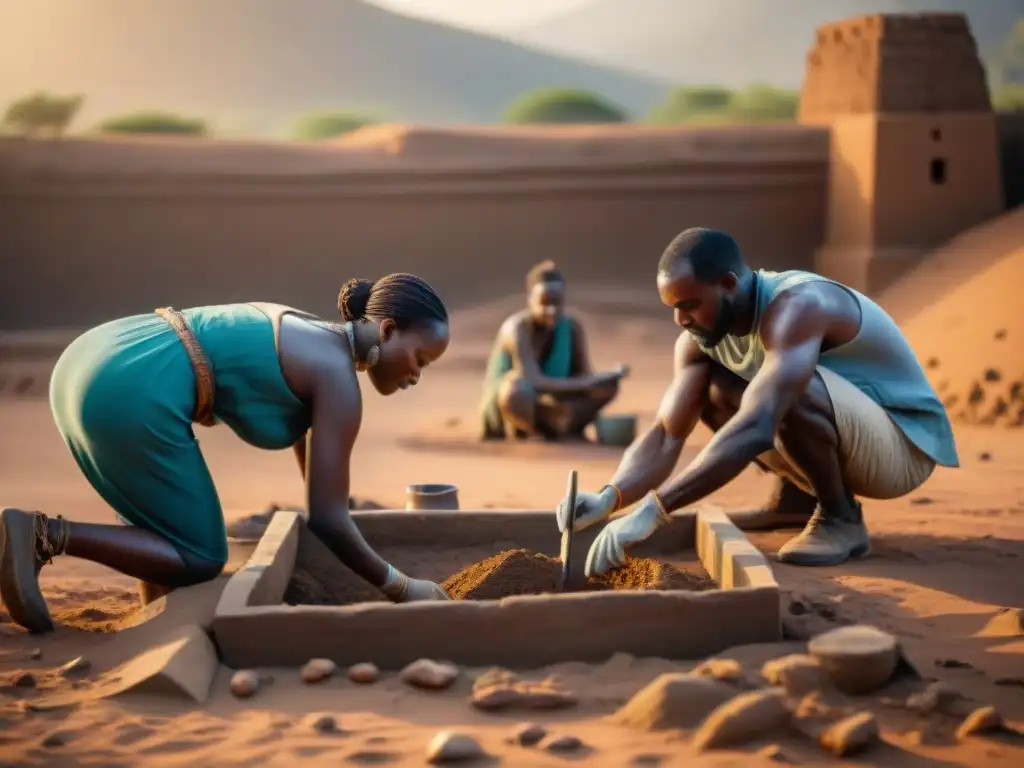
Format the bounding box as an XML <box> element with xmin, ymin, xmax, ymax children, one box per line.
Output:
<box><xmin>0</xmin><ymin>273</ymin><xmax>452</xmax><ymax>633</ymax></box>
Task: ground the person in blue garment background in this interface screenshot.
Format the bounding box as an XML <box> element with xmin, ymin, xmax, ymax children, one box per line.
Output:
<box><xmin>479</xmin><ymin>260</ymin><xmax>628</xmax><ymax>441</ymax></box>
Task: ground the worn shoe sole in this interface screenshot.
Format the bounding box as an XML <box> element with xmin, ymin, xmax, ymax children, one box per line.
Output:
<box><xmin>776</xmin><ymin>541</ymin><xmax>872</xmax><ymax>567</ymax></box>
<box><xmin>0</xmin><ymin>508</ymin><xmax>53</xmax><ymax>633</ymax></box>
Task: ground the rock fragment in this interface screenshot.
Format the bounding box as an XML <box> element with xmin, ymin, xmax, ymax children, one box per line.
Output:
<box><xmin>401</xmin><ymin>659</ymin><xmax>460</xmax><ymax>690</ymax></box>
<box><xmin>300</xmin><ymin>658</ymin><xmax>336</xmax><ymax>684</ymax></box>
<box><xmin>819</xmin><ymin>712</ymin><xmax>880</xmax><ymax>757</ymax></box>
<box><xmin>506</xmin><ymin>722</ymin><xmax>547</xmax><ymax>747</ymax></box>
<box><xmin>426</xmin><ymin>731</ymin><xmax>484</xmax><ymax>763</ymax></box>
<box><xmin>808</xmin><ymin>625</ymin><xmax>898</xmax><ymax>695</ymax></box>
<box><xmin>348</xmin><ymin>662</ymin><xmax>379</xmax><ymax>684</ymax></box>
<box><xmin>229</xmin><ymin>669</ymin><xmax>260</xmax><ymax>698</ymax></box>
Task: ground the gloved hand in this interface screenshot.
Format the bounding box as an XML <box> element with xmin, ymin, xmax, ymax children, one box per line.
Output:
<box><xmin>380</xmin><ymin>565</ymin><xmax>451</xmax><ymax>602</ymax></box>
<box><xmin>584</xmin><ymin>491</ymin><xmax>671</xmax><ymax>577</ymax></box>
<box><xmin>557</xmin><ymin>485</ymin><xmax>619</xmax><ymax>533</ymax></box>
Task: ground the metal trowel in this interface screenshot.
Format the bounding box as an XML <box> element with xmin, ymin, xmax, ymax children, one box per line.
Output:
<box><xmin>558</xmin><ymin>469</ymin><xmax>578</xmax><ymax>591</ymax></box>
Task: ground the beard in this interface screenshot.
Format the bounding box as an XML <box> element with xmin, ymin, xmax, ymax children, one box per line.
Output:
<box><xmin>691</xmin><ymin>294</ymin><xmax>736</xmax><ymax>348</ymax></box>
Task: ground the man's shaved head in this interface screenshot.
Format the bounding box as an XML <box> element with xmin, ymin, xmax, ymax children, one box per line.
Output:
<box><xmin>657</xmin><ymin>228</ymin><xmax>746</xmax><ymax>283</ymax></box>
<box><xmin>656</xmin><ymin>228</ymin><xmax>750</xmax><ymax>347</ymax></box>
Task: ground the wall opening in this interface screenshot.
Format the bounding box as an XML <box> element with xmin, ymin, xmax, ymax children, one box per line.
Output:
<box><xmin>930</xmin><ymin>158</ymin><xmax>947</xmax><ymax>185</ymax></box>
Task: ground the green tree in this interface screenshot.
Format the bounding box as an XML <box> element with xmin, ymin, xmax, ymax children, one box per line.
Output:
<box><xmin>988</xmin><ymin>19</ymin><xmax>1024</xmax><ymax>88</ymax></box>
<box><xmin>725</xmin><ymin>84</ymin><xmax>799</xmax><ymax>122</ymax></box>
<box><xmin>291</xmin><ymin>110</ymin><xmax>376</xmax><ymax>140</ymax></box>
<box><xmin>503</xmin><ymin>88</ymin><xmax>627</xmax><ymax>125</ymax></box>
<box><xmin>96</xmin><ymin>111</ymin><xmax>208</xmax><ymax>136</ymax></box>
<box><xmin>2</xmin><ymin>92</ymin><xmax>83</xmax><ymax>137</ymax></box>
<box><xmin>648</xmin><ymin>86</ymin><xmax>735</xmax><ymax>124</ymax></box>
<box><xmin>992</xmin><ymin>84</ymin><xmax>1024</xmax><ymax>111</ymax></box>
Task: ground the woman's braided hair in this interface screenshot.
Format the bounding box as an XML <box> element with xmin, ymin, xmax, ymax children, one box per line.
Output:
<box><xmin>338</xmin><ymin>273</ymin><xmax>448</xmax><ymax>329</ymax></box>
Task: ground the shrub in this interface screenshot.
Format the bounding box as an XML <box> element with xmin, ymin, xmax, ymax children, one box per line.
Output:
<box><xmin>291</xmin><ymin>110</ymin><xmax>376</xmax><ymax>140</ymax></box>
<box><xmin>503</xmin><ymin>88</ymin><xmax>627</xmax><ymax>125</ymax></box>
<box><xmin>2</xmin><ymin>92</ymin><xmax>83</xmax><ymax>137</ymax></box>
<box><xmin>96</xmin><ymin>111</ymin><xmax>208</xmax><ymax>136</ymax></box>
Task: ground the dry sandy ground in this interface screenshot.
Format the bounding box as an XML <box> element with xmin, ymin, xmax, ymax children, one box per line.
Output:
<box><xmin>1</xmin><ymin>289</ymin><xmax>1023</xmax><ymax>766</ymax></box>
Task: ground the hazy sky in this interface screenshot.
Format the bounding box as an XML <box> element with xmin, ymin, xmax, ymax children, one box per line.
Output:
<box><xmin>368</xmin><ymin>0</ymin><xmax>593</xmax><ymax>31</ymax></box>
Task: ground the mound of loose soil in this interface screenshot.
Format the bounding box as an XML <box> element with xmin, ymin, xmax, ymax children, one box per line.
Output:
<box><xmin>283</xmin><ymin>525</ymin><xmax>388</xmax><ymax>607</ymax></box>
<box><xmin>441</xmin><ymin>549</ymin><xmax>714</xmax><ymax>601</ymax></box>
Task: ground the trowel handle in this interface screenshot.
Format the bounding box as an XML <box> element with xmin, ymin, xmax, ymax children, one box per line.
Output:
<box><xmin>565</xmin><ymin>469</ymin><xmax>578</xmax><ymax>525</ymax></box>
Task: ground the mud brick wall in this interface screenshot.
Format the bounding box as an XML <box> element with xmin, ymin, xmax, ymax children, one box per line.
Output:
<box><xmin>800</xmin><ymin>13</ymin><xmax>991</xmax><ymax>123</ymax></box>
<box><xmin>997</xmin><ymin>111</ymin><xmax>1024</xmax><ymax>209</ymax></box>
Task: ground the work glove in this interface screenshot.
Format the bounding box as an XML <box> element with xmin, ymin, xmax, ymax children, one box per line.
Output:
<box><xmin>584</xmin><ymin>491</ymin><xmax>672</xmax><ymax>577</ymax></box>
<box><xmin>381</xmin><ymin>565</ymin><xmax>451</xmax><ymax>602</ymax></box>
<box><xmin>557</xmin><ymin>485</ymin><xmax>619</xmax><ymax>533</ymax></box>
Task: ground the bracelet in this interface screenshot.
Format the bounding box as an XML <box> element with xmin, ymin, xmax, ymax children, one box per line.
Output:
<box><xmin>649</xmin><ymin>490</ymin><xmax>671</xmax><ymax>523</ymax></box>
<box><xmin>602</xmin><ymin>484</ymin><xmax>624</xmax><ymax>512</ymax></box>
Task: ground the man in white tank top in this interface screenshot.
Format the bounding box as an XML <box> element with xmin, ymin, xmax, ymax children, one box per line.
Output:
<box><xmin>556</xmin><ymin>228</ymin><xmax>949</xmax><ymax>575</ymax></box>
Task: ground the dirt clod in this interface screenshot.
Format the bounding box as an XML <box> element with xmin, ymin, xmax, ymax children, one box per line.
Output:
<box><xmin>691</xmin><ymin>689</ymin><xmax>790</xmax><ymax>752</ymax></box>
<box><xmin>612</xmin><ymin>673</ymin><xmax>736</xmax><ymax>732</ymax></box>
<box><xmin>539</xmin><ymin>733</ymin><xmax>583</xmax><ymax>752</ymax></box>
<box><xmin>819</xmin><ymin>711</ymin><xmax>879</xmax><ymax>757</ymax></box>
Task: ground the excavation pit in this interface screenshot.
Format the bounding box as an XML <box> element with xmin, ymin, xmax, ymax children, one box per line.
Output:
<box><xmin>212</xmin><ymin>507</ymin><xmax>780</xmax><ymax>670</ymax></box>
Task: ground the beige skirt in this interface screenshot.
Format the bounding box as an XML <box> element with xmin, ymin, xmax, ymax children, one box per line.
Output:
<box><xmin>757</xmin><ymin>367</ymin><xmax>936</xmax><ymax>500</ymax></box>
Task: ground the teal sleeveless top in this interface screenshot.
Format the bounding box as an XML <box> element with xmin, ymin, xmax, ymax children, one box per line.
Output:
<box><xmin>696</xmin><ymin>270</ymin><xmax>959</xmax><ymax>468</ymax></box>
<box><xmin>479</xmin><ymin>316</ymin><xmax>574</xmax><ymax>437</ymax></box>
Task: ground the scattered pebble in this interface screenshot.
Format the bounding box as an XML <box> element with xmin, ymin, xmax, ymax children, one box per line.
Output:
<box><xmin>956</xmin><ymin>706</ymin><xmax>1003</xmax><ymax>740</ymax></box>
<box><xmin>348</xmin><ymin>662</ymin><xmax>379</xmax><ymax>684</ymax></box>
<box><xmin>300</xmin><ymin>658</ymin><xmax>336</xmax><ymax>684</ymax></box>
<box><xmin>935</xmin><ymin>658</ymin><xmax>972</xmax><ymax>669</ymax></box>
<box><xmin>27</xmin><ymin>648</ymin><xmax>42</xmax><ymax>660</ymax></box>
<box><xmin>401</xmin><ymin>659</ymin><xmax>460</xmax><ymax>690</ymax></box>
<box><xmin>909</xmin><ymin>496</ymin><xmax>935</xmax><ymax>505</ymax></box>
<box><xmin>13</xmin><ymin>672</ymin><xmax>36</xmax><ymax>689</ymax></box>
<box><xmin>691</xmin><ymin>689</ymin><xmax>790</xmax><ymax>752</ymax></box>
<box><xmin>309</xmin><ymin>713</ymin><xmax>341</xmax><ymax>734</ymax></box>
<box><xmin>539</xmin><ymin>733</ymin><xmax>583</xmax><ymax>752</ymax></box>
<box><xmin>995</xmin><ymin>328</ymin><xmax>1007</xmax><ymax>340</ymax></box>
<box><xmin>507</xmin><ymin>722</ymin><xmax>547</xmax><ymax>747</ymax></box>
<box><xmin>58</xmin><ymin>657</ymin><xmax>91</xmax><ymax>677</ymax></box>
<box><xmin>761</xmin><ymin>654</ymin><xmax>826</xmax><ymax>696</ymax></box>
<box><xmin>229</xmin><ymin>669</ymin><xmax>260</xmax><ymax>698</ymax></box>
<box><xmin>692</xmin><ymin>658</ymin><xmax>744</xmax><ymax>683</ymax></box>
<box><xmin>426</xmin><ymin>731</ymin><xmax>484</xmax><ymax>764</ymax></box>
<box><xmin>979</xmin><ymin>451</ymin><xmax>992</xmax><ymax>462</ymax></box>
<box><xmin>819</xmin><ymin>712</ymin><xmax>879</xmax><ymax>757</ymax></box>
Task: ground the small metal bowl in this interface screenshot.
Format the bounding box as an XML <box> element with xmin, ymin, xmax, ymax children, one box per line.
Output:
<box><xmin>405</xmin><ymin>483</ymin><xmax>460</xmax><ymax>511</ymax></box>
<box><xmin>595</xmin><ymin>414</ymin><xmax>638</xmax><ymax>447</ymax></box>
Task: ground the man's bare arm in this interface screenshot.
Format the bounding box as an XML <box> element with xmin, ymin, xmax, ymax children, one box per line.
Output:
<box><xmin>654</xmin><ymin>291</ymin><xmax>829</xmax><ymax>511</ymax></box>
<box><xmin>605</xmin><ymin>333</ymin><xmax>711</xmax><ymax>509</ymax></box>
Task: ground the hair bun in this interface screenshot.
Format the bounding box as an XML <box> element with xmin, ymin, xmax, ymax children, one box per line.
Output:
<box><xmin>338</xmin><ymin>278</ymin><xmax>374</xmax><ymax>322</ymax></box>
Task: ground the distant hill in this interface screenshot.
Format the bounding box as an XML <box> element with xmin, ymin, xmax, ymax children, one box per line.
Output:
<box><xmin>514</xmin><ymin>0</ymin><xmax>1024</xmax><ymax>88</ymax></box>
<box><xmin>0</xmin><ymin>0</ymin><xmax>668</xmax><ymax>137</ymax></box>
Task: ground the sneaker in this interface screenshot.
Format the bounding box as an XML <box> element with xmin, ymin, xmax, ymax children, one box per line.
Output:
<box><xmin>776</xmin><ymin>502</ymin><xmax>871</xmax><ymax>567</ymax></box>
<box><xmin>0</xmin><ymin>508</ymin><xmax>56</xmax><ymax>633</ymax></box>
<box><xmin>729</xmin><ymin>477</ymin><xmax>818</xmax><ymax>531</ymax></box>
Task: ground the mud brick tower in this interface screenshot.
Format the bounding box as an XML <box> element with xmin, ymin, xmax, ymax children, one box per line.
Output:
<box><xmin>801</xmin><ymin>13</ymin><xmax>1005</xmax><ymax>294</ymax></box>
